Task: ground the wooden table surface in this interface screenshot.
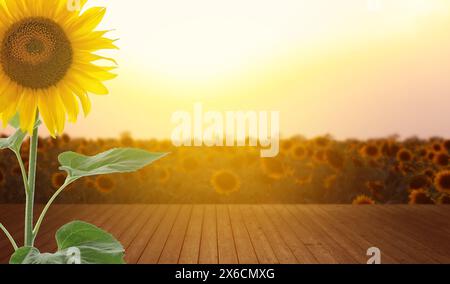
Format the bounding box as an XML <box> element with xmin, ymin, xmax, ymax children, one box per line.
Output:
<box><xmin>1</xmin><ymin>205</ymin><xmax>449</xmax><ymax>264</ymax></box>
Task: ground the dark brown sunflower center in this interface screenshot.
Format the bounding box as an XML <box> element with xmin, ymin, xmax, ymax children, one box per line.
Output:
<box><xmin>0</xmin><ymin>17</ymin><xmax>73</xmax><ymax>89</ymax></box>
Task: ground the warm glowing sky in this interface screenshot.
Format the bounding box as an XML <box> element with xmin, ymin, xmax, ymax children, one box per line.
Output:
<box><xmin>60</xmin><ymin>0</ymin><xmax>450</xmax><ymax>139</ymax></box>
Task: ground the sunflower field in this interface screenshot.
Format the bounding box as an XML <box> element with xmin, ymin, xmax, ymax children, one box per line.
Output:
<box><xmin>0</xmin><ymin>132</ymin><xmax>450</xmax><ymax>205</ymax></box>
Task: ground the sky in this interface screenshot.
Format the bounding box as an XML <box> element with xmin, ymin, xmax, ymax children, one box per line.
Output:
<box><xmin>59</xmin><ymin>0</ymin><xmax>450</xmax><ymax>140</ymax></box>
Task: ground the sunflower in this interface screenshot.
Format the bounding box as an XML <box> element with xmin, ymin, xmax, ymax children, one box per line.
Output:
<box><xmin>95</xmin><ymin>175</ymin><xmax>115</xmax><ymax>194</ymax></box>
<box><xmin>360</xmin><ymin>144</ymin><xmax>380</xmax><ymax>159</ymax></box>
<box><xmin>211</xmin><ymin>169</ymin><xmax>240</xmax><ymax>195</ymax></box>
<box><xmin>84</xmin><ymin>177</ymin><xmax>95</xmax><ymax>189</ymax></box>
<box><xmin>260</xmin><ymin>158</ymin><xmax>285</xmax><ymax>180</ymax></box>
<box><xmin>427</xmin><ymin>152</ymin><xmax>435</xmax><ymax>161</ymax></box>
<box><xmin>323</xmin><ymin>174</ymin><xmax>337</xmax><ymax>189</ymax></box>
<box><xmin>437</xmin><ymin>194</ymin><xmax>450</xmax><ymax>205</ymax></box>
<box><xmin>281</xmin><ymin>139</ymin><xmax>294</xmax><ymax>152</ymax></box>
<box><xmin>156</xmin><ymin>167</ymin><xmax>171</xmax><ymax>184</ymax></box>
<box><xmin>408</xmin><ymin>175</ymin><xmax>430</xmax><ymax>190</ymax></box>
<box><xmin>313</xmin><ymin>150</ymin><xmax>326</xmax><ymax>163</ymax></box>
<box><xmin>314</xmin><ymin>136</ymin><xmax>331</xmax><ymax>148</ymax></box>
<box><xmin>434</xmin><ymin>153</ymin><xmax>449</xmax><ymax>167</ymax></box>
<box><xmin>0</xmin><ymin>167</ymin><xmax>5</xmax><ymax>186</ymax></box>
<box><xmin>396</xmin><ymin>149</ymin><xmax>413</xmax><ymax>163</ymax></box>
<box><xmin>325</xmin><ymin>149</ymin><xmax>345</xmax><ymax>170</ymax></box>
<box><xmin>0</xmin><ymin>0</ymin><xmax>117</xmax><ymax>136</ymax></box>
<box><xmin>352</xmin><ymin>195</ymin><xmax>375</xmax><ymax>205</ymax></box>
<box><xmin>444</xmin><ymin>140</ymin><xmax>450</xmax><ymax>153</ymax></box>
<box><xmin>408</xmin><ymin>189</ymin><xmax>434</xmax><ymax>205</ymax></box>
<box><xmin>366</xmin><ymin>180</ymin><xmax>384</xmax><ymax>199</ymax></box>
<box><xmin>435</xmin><ymin>170</ymin><xmax>450</xmax><ymax>193</ymax></box>
<box><xmin>432</xmin><ymin>143</ymin><xmax>442</xmax><ymax>152</ymax></box>
<box><xmin>51</xmin><ymin>172</ymin><xmax>66</xmax><ymax>189</ymax></box>
<box><xmin>181</xmin><ymin>156</ymin><xmax>199</xmax><ymax>172</ymax></box>
<box><xmin>291</xmin><ymin>144</ymin><xmax>307</xmax><ymax>161</ymax></box>
<box><xmin>423</xmin><ymin>168</ymin><xmax>435</xmax><ymax>179</ymax></box>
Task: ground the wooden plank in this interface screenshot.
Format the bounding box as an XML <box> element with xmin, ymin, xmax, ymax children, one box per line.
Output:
<box><xmin>217</xmin><ymin>205</ymin><xmax>238</xmax><ymax>264</ymax></box>
<box><xmin>369</xmin><ymin>206</ymin><xmax>450</xmax><ymax>263</ymax></box>
<box><xmin>108</xmin><ymin>205</ymin><xmax>147</xmax><ymax>244</ymax></box>
<box><xmin>251</xmin><ymin>205</ymin><xmax>297</xmax><ymax>264</ymax></box>
<box><xmin>392</xmin><ymin>206</ymin><xmax>450</xmax><ymax>235</ymax></box>
<box><xmin>295</xmin><ymin>205</ymin><xmax>367</xmax><ymax>263</ymax></box>
<box><xmin>137</xmin><ymin>205</ymin><xmax>181</xmax><ymax>264</ymax></box>
<box><xmin>228</xmin><ymin>205</ymin><xmax>258</xmax><ymax>264</ymax></box>
<box><xmin>311</xmin><ymin>206</ymin><xmax>398</xmax><ymax>264</ymax></box>
<box><xmin>373</xmin><ymin>206</ymin><xmax>449</xmax><ymax>263</ymax></box>
<box><xmin>274</xmin><ymin>205</ymin><xmax>337</xmax><ymax>264</ymax></box>
<box><xmin>323</xmin><ymin>206</ymin><xmax>436</xmax><ymax>264</ymax></box>
<box><xmin>240</xmin><ymin>205</ymin><xmax>278</xmax><ymax>264</ymax></box>
<box><xmin>287</xmin><ymin>205</ymin><xmax>357</xmax><ymax>264</ymax></box>
<box><xmin>100</xmin><ymin>205</ymin><xmax>138</xmax><ymax>233</ymax></box>
<box><xmin>420</xmin><ymin>205</ymin><xmax>450</xmax><ymax>220</ymax></box>
<box><xmin>120</xmin><ymin>205</ymin><xmax>157</xmax><ymax>249</ymax></box>
<box><xmin>159</xmin><ymin>205</ymin><xmax>193</xmax><ymax>264</ymax></box>
<box><xmin>262</xmin><ymin>205</ymin><xmax>317</xmax><ymax>264</ymax></box>
<box><xmin>199</xmin><ymin>205</ymin><xmax>218</xmax><ymax>264</ymax></box>
<box><xmin>1</xmin><ymin>205</ymin><xmax>450</xmax><ymax>264</ymax></box>
<box><xmin>126</xmin><ymin>205</ymin><xmax>168</xmax><ymax>264</ymax></box>
<box><xmin>178</xmin><ymin>205</ymin><xmax>204</xmax><ymax>264</ymax></box>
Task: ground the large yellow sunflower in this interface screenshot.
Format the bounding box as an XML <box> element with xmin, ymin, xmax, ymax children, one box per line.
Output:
<box><xmin>0</xmin><ymin>0</ymin><xmax>116</xmax><ymax>136</ymax></box>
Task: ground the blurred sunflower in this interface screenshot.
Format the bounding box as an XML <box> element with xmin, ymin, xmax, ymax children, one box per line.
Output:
<box><xmin>437</xmin><ymin>194</ymin><xmax>450</xmax><ymax>205</ymax></box>
<box><xmin>423</xmin><ymin>168</ymin><xmax>435</xmax><ymax>179</ymax></box>
<box><xmin>434</xmin><ymin>170</ymin><xmax>450</xmax><ymax>193</ymax></box>
<box><xmin>84</xmin><ymin>178</ymin><xmax>95</xmax><ymax>189</ymax></box>
<box><xmin>313</xmin><ymin>150</ymin><xmax>326</xmax><ymax>163</ymax></box>
<box><xmin>0</xmin><ymin>0</ymin><xmax>117</xmax><ymax>136</ymax></box>
<box><xmin>95</xmin><ymin>176</ymin><xmax>115</xmax><ymax>194</ymax></box>
<box><xmin>0</xmin><ymin>167</ymin><xmax>5</xmax><ymax>186</ymax></box>
<box><xmin>181</xmin><ymin>156</ymin><xmax>199</xmax><ymax>172</ymax></box>
<box><xmin>324</xmin><ymin>174</ymin><xmax>337</xmax><ymax>189</ymax></box>
<box><xmin>352</xmin><ymin>195</ymin><xmax>375</xmax><ymax>205</ymax></box>
<box><xmin>396</xmin><ymin>149</ymin><xmax>413</xmax><ymax>163</ymax></box>
<box><xmin>260</xmin><ymin>158</ymin><xmax>285</xmax><ymax>180</ymax></box>
<box><xmin>360</xmin><ymin>144</ymin><xmax>380</xmax><ymax>159</ymax></box>
<box><xmin>51</xmin><ymin>172</ymin><xmax>66</xmax><ymax>189</ymax></box>
<box><xmin>61</xmin><ymin>133</ymin><xmax>71</xmax><ymax>144</ymax></box>
<box><xmin>444</xmin><ymin>140</ymin><xmax>450</xmax><ymax>153</ymax></box>
<box><xmin>157</xmin><ymin>167</ymin><xmax>171</xmax><ymax>184</ymax></box>
<box><xmin>211</xmin><ymin>170</ymin><xmax>240</xmax><ymax>195</ymax></box>
<box><xmin>314</xmin><ymin>136</ymin><xmax>331</xmax><ymax>148</ymax></box>
<box><xmin>434</xmin><ymin>153</ymin><xmax>449</xmax><ymax>167</ymax></box>
<box><xmin>291</xmin><ymin>144</ymin><xmax>307</xmax><ymax>161</ymax></box>
<box><xmin>11</xmin><ymin>164</ymin><xmax>22</xmax><ymax>176</ymax></box>
<box><xmin>432</xmin><ymin>143</ymin><xmax>442</xmax><ymax>152</ymax></box>
<box><xmin>408</xmin><ymin>175</ymin><xmax>430</xmax><ymax>190</ymax></box>
<box><xmin>366</xmin><ymin>180</ymin><xmax>384</xmax><ymax>200</ymax></box>
<box><xmin>408</xmin><ymin>189</ymin><xmax>434</xmax><ymax>205</ymax></box>
<box><xmin>281</xmin><ymin>139</ymin><xmax>294</xmax><ymax>152</ymax></box>
<box><xmin>325</xmin><ymin>149</ymin><xmax>345</xmax><ymax>170</ymax></box>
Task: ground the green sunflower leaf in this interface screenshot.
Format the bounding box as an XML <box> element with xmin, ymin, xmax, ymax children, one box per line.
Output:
<box><xmin>58</xmin><ymin>148</ymin><xmax>167</xmax><ymax>180</ymax></box>
<box><xmin>0</xmin><ymin>114</ymin><xmax>41</xmax><ymax>153</ymax></box>
<box><xmin>0</xmin><ymin>128</ymin><xmax>27</xmax><ymax>153</ymax></box>
<box><xmin>10</xmin><ymin>221</ymin><xmax>125</xmax><ymax>264</ymax></box>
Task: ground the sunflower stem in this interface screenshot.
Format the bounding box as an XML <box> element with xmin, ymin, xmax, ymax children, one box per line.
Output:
<box><xmin>14</xmin><ymin>151</ymin><xmax>29</xmax><ymax>197</ymax></box>
<box><xmin>24</xmin><ymin>111</ymin><xmax>39</xmax><ymax>247</ymax></box>
<box><xmin>0</xmin><ymin>223</ymin><xmax>18</xmax><ymax>251</ymax></box>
